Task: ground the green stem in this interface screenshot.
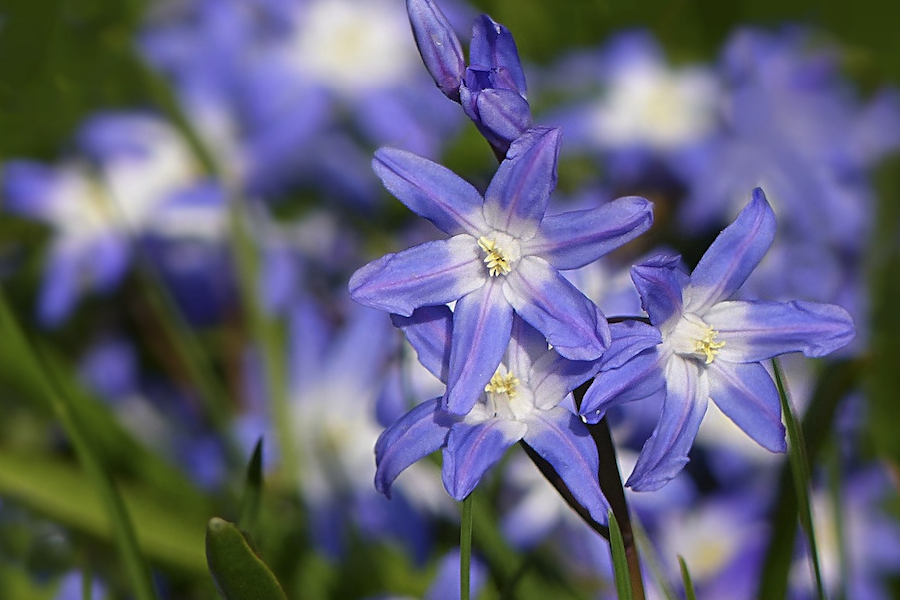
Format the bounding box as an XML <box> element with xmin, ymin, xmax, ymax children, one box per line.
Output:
<box><xmin>460</xmin><ymin>494</ymin><xmax>475</xmax><ymax>600</ymax></box>
<box><xmin>0</xmin><ymin>291</ymin><xmax>158</xmax><ymax>600</ymax></box>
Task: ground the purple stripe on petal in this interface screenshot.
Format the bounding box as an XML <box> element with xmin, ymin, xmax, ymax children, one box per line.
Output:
<box><xmin>522</xmin><ymin>407</ymin><xmax>609</xmax><ymax>524</ymax></box>
<box><xmin>391</xmin><ymin>305</ymin><xmax>454</xmax><ymax>383</ymax></box>
<box><xmin>707</xmin><ymin>361</ymin><xmax>786</xmax><ymax>453</ymax></box>
<box><xmin>687</xmin><ymin>188</ymin><xmax>776</xmax><ymax>314</ymax></box>
<box><xmin>482</xmin><ymin>127</ymin><xmax>561</xmax><ymax>239</ymax></box>
<box><xmin>444</xmin><ymin>279</ymin><xmax>513</xmax><ymax>414</ymax></box>
<box><xmin>504</xmin><ymin>256</ymin><xmax>608</xmax><ymax>361</ymax></box>
<box><xmin>373</xmin><ymin>148</ymin><xmax>488</xmax><ymax>237</ymax></box>
<box><xmin>348</xmin><ymin>235</ymin><xmax>485</xmax><ymax>317</ymax></box>
<box><xmin>706</xmin><ymin>300</ymin><xmax>855</xmax><ymax>362</ymax></box>
<box><xmin>626</xmin><ymin>356</ymin><xmax>708</xmax><ymax>491</ymax></box>
<box><xmin>526</xmin><ymin>196</ymin><xmax>654</xmax><ymax>270</ymax></box>
<box><xmin>442</xmin><ymin>418</ymin><xmax>526</xmax><ymax>500</ymax></box>
<box><xmin>375</xmin><ymin>397</ymin><xmax>454</xmax><ymax>498</ymax></box>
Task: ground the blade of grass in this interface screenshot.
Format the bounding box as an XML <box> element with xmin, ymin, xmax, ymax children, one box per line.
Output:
<box><xmin>758</xmin><ymin>359</ymin><xmax>858</xmax><ymax>598</ymax></box>
<box><xmin>827</xmin><ymin>443</ymin><xmax>849</xmax><ymax>600</ymax></box>
<box><xmin>238</xmin><ymin>438</ymin><xmax>264</xmax><ymax>537</ymax></box>
<box><xmin>631</xmin><ymin>517</ymin><xmax>679</xmax><ymax>600</ymax></box>
<box><xmin>0</xmin><ymin>291</ymin><xmax>159</xmax><ymax>600</ymax></box>
<box><xmin>773</xmin><ymin>358</ymin><xmax>827</xmax><ymax>600</ymax></box>
<box><xmin>677</xmin><ymin>556</ymin><xmax>697</xmax><ymax>600</ymax></box>
<box><xmin>609</xmin><ymin>509</ymin><xmax>634</xmax><ymax>600</ymax></box>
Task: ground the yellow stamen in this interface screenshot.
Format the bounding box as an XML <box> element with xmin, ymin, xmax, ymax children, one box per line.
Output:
<box><xmin>484</xmin><ymin>369</ymin><xmax>520</xmax><ymax>397</ymax></box>
<box><xmin>477</xmin><ymin>236</ymin><xmax>512</xmax><ymax>277</ymax></box>
<box><xmin>695</xmin><ymin>327</ymin><xmax>725</xmax><ymax>364</ymax></box>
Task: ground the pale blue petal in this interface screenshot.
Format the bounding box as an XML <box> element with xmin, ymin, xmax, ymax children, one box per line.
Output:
<box><xmin>375</xmin><ymin>397</ymin><xmax>454</xmax><ymax>498</ymax></box>
<box><xmin>348</xmin><ymin>235</ymin><xmax>485</xmax><ymax>317</ymax></box>
<box><xmin>442</xmin><ymin>418</ymin><xmax>527</xmax><ymax>500</ymax></box>
<box><xmin>630</xmin><ymin>254</ymin><xmax>688</xmax><ymax>328</ymax></box>
<box><xmin>579</xmin><ymin>348</ymin><xmax>666</xmax><ymax>424</ymax></box>
<box><xmin>626</xmin><ymin>357</ymin><xmax>708</xmax><ymax>491</ymax></box>
<box><xmin>522</xmin><ymin>407</ymin><xmax>609</xmax><ymax>524</ymax></box>
<box><xmin>504</xmin><ymin>256</ymin><xmax>609</xmax><ymax>361</ymax></box>
<box><xmin>707</xmin><ymin>361</ymin><xmax>786</xmax><ymax>453</ymax></box>
<box><xmin>706</xmin><ymin>300</ymin><xmax>856</xmax><ymax>362</ymax></box>
<box><xmin>526</xmin><ymin>196</ymin><xmax>654</xmax><ymax>270</ymax></box>
<box><xmin>482</xmin><ymin>127</ymin><xmax>561</xmax><ymax>239</ymax></box>
<box><xmin>600</xmin><ymin>321</ymin><xmax>663</xmax><ymax>371</ymax></box>
<box><xmin>528</xmin><ymin>351</ymin><xmax>603</xmax><ymax>411</ymax></box>
<box><xmin>444</xmin><ymin>280</ymin><xmax>513</xmax><ymax>414</ymax></box>
<box><xmin>373</xmin><ymin>148</ymin><xmax>487</xmax><ymax>237</ymax></box>
<box><xmin>391</xmin><ymin>305</ymin><xmax>453</xmax><ymax>383</ymax></box>
<box><xmin>686</xmin><ymin>188</ymin><xmax>776</xmax><ymax>314</ymax></box>
<box><xmin>506</xmin><ymin>314</ymin><xmax>549</xmax><ymax>386</ymax></box>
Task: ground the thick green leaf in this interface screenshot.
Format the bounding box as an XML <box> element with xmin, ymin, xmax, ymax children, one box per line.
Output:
<box><xmin>206</xmin><ymin>517</ymin><xmax>289</xmax><ymax>600</ymax></box>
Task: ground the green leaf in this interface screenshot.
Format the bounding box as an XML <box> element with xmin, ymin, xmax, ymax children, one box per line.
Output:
<box><xmin>237</xmin><ymin>438</ymin><xmax>264</xmax><ymax>536</ymax></box>
<box><xmin>206</xmin><ymin>517</ymin><xmax>289</xmax><ymax>600</ymax></box>
<box><xmin>609</xmin><ymin>509</ymin><xmax>634</xmax><ymax>600</ymax></box>
<box><xmin>678</xmin><ymin>556</ymin><xmax>697</xmax><ymax>600</ymax></box>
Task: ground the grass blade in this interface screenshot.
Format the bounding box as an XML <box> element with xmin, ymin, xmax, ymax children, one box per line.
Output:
<box><xmin>238</xmin><ymin>438</ymin><xmax>264</xmax><ymax>537</ymax></box>
<box><xmin>678</xmin><ymin>556</ymin><xmax>697</xmax><ymax>600</ymax></box>
<box><xmin>609</xmin><ymin>509</ymin><xmax>634</xmax><ymax>600</ymax></box>
<box><xmin>773</xmin><ymin>358</ymin><xmax>827</xmax><ymax>600</ymax></box>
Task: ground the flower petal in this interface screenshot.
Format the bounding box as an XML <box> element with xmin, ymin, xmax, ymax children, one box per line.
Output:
<box><xmin>474</xmin><ymin>88</ymin><xmax>533</xmax><ymax>150</ymax></box>
<box><xmin>444</xmin><ymin>279</ymin><xmax>514</xmax><ymax>414</ymax></box>
<box><xmin>626</xmin><ymin>356</ymin><xmax>708</xmax><ymax>491</ymax></box>
<box><xmin>705</xmin><ymin>300</ymin><xmax>855</xmax><ymax>362</ymax></box>
<box><xmin>686</xmin><ymin>188</ymin><xmax>776</xmax><ymax>314</ymax></box>
<box><xmin>600</xmin><ymin>321</ymin><xmax>663</xmax><ymax>371</ymax></box>
<box><xmin>375</xmin><ymin>397</ymin><xmax>454</xmax><ymax>498</ymax></box>
<box><xmin>391</xmin><ymin>305</ymin><xmax>453</xmax><ymax>383</ymax></box>
<box><xmin>442</xmin><ymin>418</ymin><xmax>527</xmax><ymax>500</ymax></box>
<box><xmin>522</xmin><ymin>407</ymin><xmax>609</xmax><ymax>525</ymax></box>
<box><xmin>504</xmin><ymin>256</ymin><xmax>609</xmax><ymax>361</ymax></box>
<box><xmin>528</xmin><ymin>352</ymin><xmax>603</xmax><ymax>411</ymax></box>
<box><xmin>707</xmin><ymin>361</ymin><xmax>786</xmax><ymax>453</ymax></box>
<box><xmin>630</xmin><ymin>254</ymin><xmax>689</xmax><ymax>328</ymax></box>
<box><xmin>406</xmin><ymin>0</ymin><xmax>465</xmax><ymax>101</ymax></box>
<box><xmin>348</xmin><ymin>235</ymin><xmax>485</xmax><ymax>317</ymax></box>
<box><xmin>373</xmin><ymin>148</ymin><xmax>487</xmax><ymax>237</ymax></box>
<box><xmin>579</xmin><ymin>347</ymin><xmax>666</xmax><ymax>424</ymax></box>
<box><xmin>526</xmin><ymin>196</ymin><xmax>654</xmax><ymax>270</ymax></box>
<box><xmin>482</xmin><ymin>127</ymin><xmax>561</xmax><ymax>239</ymax></box>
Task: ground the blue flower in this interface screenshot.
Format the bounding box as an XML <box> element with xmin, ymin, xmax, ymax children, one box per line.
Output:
<box><xmin>375</xmin><ymin>306</ymin><xmax>609</xmax><ymax>520</ymax></box>
<box><xmin>407</xmin><ymin>0</ymin><xmax>532</xmax><ymax>155</ymax></box>
<box><xmin>580</xmin><ymin>188</ymin><xmax>855</xmax><ymax>491</ymax></box>
<box><xmin>349</xmin><ymin>127</ymin><xmax>653</xmax><ymax>414</ymax></box>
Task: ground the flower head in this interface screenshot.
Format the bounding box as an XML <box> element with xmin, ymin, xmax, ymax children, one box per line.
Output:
<box><xmin>349</xmin><ymin>127</ymin><xmax>653</xmax><ymax>414</ymax></box>
<box><xmin>580</xmin><ymin>188</ymin><xmax>855</xmax><ymax>491</ymax></box>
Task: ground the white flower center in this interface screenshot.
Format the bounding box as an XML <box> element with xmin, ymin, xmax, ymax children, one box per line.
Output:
<box><xmin>477</xmin><ymin>233</ymin><xmax>520</xmax><ymax>277</ymax></box>
<box><xmin>671</xmin><ymin>313</ymin><xmax>725</xmax><ymax>365</ymax></box>
<box><xmin>482</xmin><ymin>364</ymin><xmax>533</xmax><ymax>421</ymax></box>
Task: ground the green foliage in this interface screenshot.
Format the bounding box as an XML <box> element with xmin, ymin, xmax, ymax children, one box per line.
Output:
<box><xmin>205</xmin><ymin>518</ymin><xmax>289</xmax><ymax>600</ymax></box>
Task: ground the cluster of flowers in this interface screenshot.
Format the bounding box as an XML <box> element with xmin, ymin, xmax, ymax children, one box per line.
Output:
<box><xmin>2</xmin><ymin>0</ymin><xmax>899</xmax><ymax>598</ymax></box>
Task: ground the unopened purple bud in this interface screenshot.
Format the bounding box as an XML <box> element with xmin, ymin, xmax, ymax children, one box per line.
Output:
<box><xmin>407</xmin><ymin>0</ymin><xmax>465</xmax><ymax>101</ymax></box>
<box><xmin>469</xmin><ymin>14</ymin><xmax>527</xmax><ymax>97</ymax></box>
<box><xmin>473</xmin><ymin>88</ymin><xmax>533</xmax><ymax>155</ymax></box>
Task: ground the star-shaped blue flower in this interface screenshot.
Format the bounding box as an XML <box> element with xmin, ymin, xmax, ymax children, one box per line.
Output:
<box><xmin>349</xmin><ymin>127</ymin><xmax>653</xmax><ymax>414</ymax></box>
<box><xmin>579</xmin><ymin>188</ymin><xmax>856</xmax><ymax>491</ymax></box>
<box><xmin>374</xmin><ymin>306</ymin><xmax>610</xmax><ymax>518</ymax></box>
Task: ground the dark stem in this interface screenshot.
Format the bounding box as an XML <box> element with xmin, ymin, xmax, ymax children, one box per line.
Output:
<box><xmin>522</xmin><ymin>380</ymin><xmax>645</xmax><ymax>599</ymax></box>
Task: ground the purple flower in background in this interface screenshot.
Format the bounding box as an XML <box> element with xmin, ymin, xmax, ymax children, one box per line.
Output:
<box><xmin>581</xmin><ymin>188</ymin><xmax>855</xmax><ymax>491</ymax></box>
<box><xmin>349</xmin><ymin>127</ymin><xmax>653</xmax><ymax>414</ymax></box>
<box><xmin>376</xmin><ymin>307</ymin><xmax>609</xmax><ymax>519</ymax></box>
<box><xmin>408</xmin><ymin>0</ymin><xmax>531</xmax><ymax>155</ymax></box>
